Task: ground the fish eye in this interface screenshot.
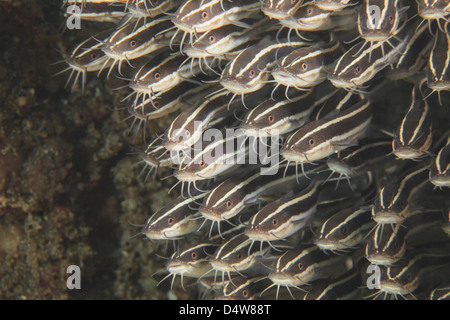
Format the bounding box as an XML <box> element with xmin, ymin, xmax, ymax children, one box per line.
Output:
<box><xmin>201</xmin><ymin>11</ymin><xmax>208</xmax><ymax>19</ymax></box>
<box><xmin>307</xmin><ymin>7</ymin><xmax>313</xmax><ymax>14</ymax></box>
<box><xmin>191</xmin><ymin>251</ymin><xmax>198</xmax><ymax>259</ymax></box>
<box><xmin>242</xmin><ymin>290</ymin><xmax>248</xmax><ymax>297</ymax></box>
<box><xmin>298</xmin><ymin>262</ymin><xmax>303</xmax><ymax>270</ymax></box>
<box><xmin>129</xmin><ymin>39</ymin><xmax>137</xmax><ymax>48</ymax></box>
<box><xmin>268</xmin><ymin>115</ymin><xmax>274</xmax><ymax>122</ymax></box>
<box><xmin>388</xmin><ymin>15</ymin><xmax>394</xmax><ymax>24</ymax></box>
<box><xmin>236</xmin><ymin>252</ymin><xmax>242</xmax><ymax>259</ymax></box>
<box><xmin>272</xmin><ymin>218</ymin><xmax>278</xmax><ymax>226</ymax></box>
<box><xmin>153</xmin><ymin>100</ymin><xmax>160</xmax><ymax>108</ymax></box>
<box><xmin>185</xmin><ymin>130</ymin><xmax>191</xmax><ymax>137</ymax></box>
<box><xmin>226</xmin><ymin>200</ymin><xmax>233</xmax><ymax>208</ymax></box>
<box><xmin>90</xmin><ymin>53</ymin><xmax>98</xmax><ymax>59</ymax></box>
<box><xmin>308</xmin><ymin>138</ymin><xmax>315</xmax><ymax>146</ymax></box>
<box><xmin>152</xmin><ymin>0</ymin><xmax>160</xmax><ymax>4</ymax></box>
<box><xmin>167</xmin><ymin>216</ymin><xmax>174</xmax><ymax>225</ymax></box>
<box><xmin>355</xmin><ymin>65</ymin><xmax>361</xmax><ymax>74</ymax></box>
<box><xmin>154</xmin><ymin>72</ymin><xmax>161</xmax><ymax>80</ymax></box>
<box><xmin>301</xmin><ymin>63</ymin><xmax>308</xmax><ymax>71</ymax></box>
<box><xmin>249</xmin><ymin>70</ymin><xmax>256</xmax><ymax>77</ymax></box>
<box><xmin>199</xmin><ymin>160</ymin><xmax>206</xmax><ymax>167</ymax></box>
<box><xmin>406</xmin><ymin>273</ymin><xmax>413</xmax><ymax>281</ymax></box>
<box><xmin>209</xmin><ymin>35</ymin><xmax>215</xmax><ymax>43</ymax></box>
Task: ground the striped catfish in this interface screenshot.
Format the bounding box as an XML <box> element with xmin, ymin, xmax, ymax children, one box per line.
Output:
<box><xmin>126</xmin><ymin>81</ymin><xmax>202</xmax><ymax>139</ymax></box>
<box><xmin>430</xmin><ymin>287</ymin><xmax>450</xmax><ymax>300</ymax></box>
<box><xmin>271</xmin><ymin>38</ymin><xmax>343</xmax><ymax>92</ymax></box>
<box><xmin>263</xmin><ymin>246</ymin><xmax>345</xmax><ymax>299</ymax></box>
<box><xmin>171</xmin><ymin>0</ymin><xmax>261</xmax><ymax>48</ymax></box>
<box><xmin>162</xmin><ymin>86</ymin><xmax>268</xmax><ymax>151</ymax></box>
<box><xmin>326</xmin><ymin>136</ymin><xmax>393</xmax><ymax>184</ymax></box>
<box><xmin>57</xmin><ymin>30</ymin><xmax>112</xmax><ymax>92</ymax></box>
<box><xmin>141</xmin><ymin>189</ymin><xmax>208</xmax><ymax>240</ymax></box>
<box><xmin>365</xmin><ymin>208</ymin><xmax>445</xmax><ymax>266</ymax></box>
<box><xmin>261</xmin><ymin>0</ymin><xmax>304</xmax><ymax>20</ymax></box>
<box><xmin>328</xmin><ymin>28</ymin><xmax>410</xmax><ymax>90</ymax></box>
<box><xmin>357</xmin><ymin>0</ymin><xmax>409</xmax><ymax>44</ymax></box>
<box><xmin>244</xmin><ymin>175</ymin><xmax>326</xmax><ymax>244</ymax></box>
<box><xmin>136</xmin><ymin>137</ymin><xmax>173</xmax><ymax>182</ymax></box>
<box><xmin>416</xmin><ymin>0</ymin><xmax>450</xmax><ymax>31</ymax></box>
<box><xmin>426</xmin><ymin>22</ymin><xmax>450</xmax><ymax>105</ymax></box>
<box><xmin>159</xmin><ymin>243</ymin><xmax>218</xmax><ymax>290</ymax></box>
<box><xmin>209</xmin><ymin>233</ymin><xmax>270</xmax><ymax>282</ymax></box>
<box><xmin>371</xmin><ymin>164</ymin><xmax>431</xmax><ymax>225</ymax></box>
<box><xmin>100</xmin><ymin>16</ymin><xmax>175</xmax><ymax>76</ymax></box>
<box><xmin>392</xmin><ymin>80</ymin><xmax>432</xmax><ymax>160</ymax></box>
<box><xmin>314</xmin><ymin>207</ymin><xmax>374</xmax><ymax>253</ymax></box>
<box><xmin>172</xmin><ymin>129</ymin><xmax>248</xmax><ymax>193</ymax></box>
<box><xmin>128</xmin><ymin>52</ymin><xmax>203</xmax><ymax>105</ymax></box>
<box><xmin>240</xmin><ymin>89</ymin><xmax>317</xmax><ymax>138</ymax></box>
<box><xmin>215</xmin><ymin>275</ymin><xmax>269</xmax><ymax>300</ymax></box>
<box><xmin>220</xmin><ymin>39</ymin><xmax>308</xmax><ymax>104</ymax></box>
<box><xmin>126</xmin><ymin>0</ymin><xmax>182</xmax><ymax>19</ymax></box>
<box><xmin>372</xmin><ymin>252</ymin><xmax>450</xmax><ymax>300</ymax></box>
<box><xmin>184</xmin><ymin>16</ymin><xmax>272</xmax><ymax>60</ymax></box>
<box><xmin>303</xmin><ymin>265</ymin><xmax>362</xmax><ymax>300</ymax></box>
<box><xmin>281</xmin><ymin>99</ymin><xmax>372</xmax><ymax>172</ymax></box>
<box><xmin>279</xmin><ymin>2</ymin><xmax>357</xmax><ymax>33</ymax></box>
<box><xmin>198</xmin><ymin>163</ymin><xmax>319</xmax><ymax>227</ymax></box>
<box><xmin>429</xmin><ymin>136</ymin><xmax>450</xmax><ymax>188</ymax></box>
<box><xmin>387</xmin><ymin>22</ymin><xmax>433</xmax><ymax>81</ymax></box>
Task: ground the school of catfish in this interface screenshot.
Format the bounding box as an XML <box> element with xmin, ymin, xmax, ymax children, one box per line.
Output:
<box><xmin>59</xmin><ymin>0</ymin><xmax>450</xmax><ymax>300</ymax></box>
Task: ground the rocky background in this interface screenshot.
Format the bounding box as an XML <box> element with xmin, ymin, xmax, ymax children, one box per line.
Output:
<box><xmin>0</xmin><ymin>0</ymin><xmax>184</xmax><ymax>299</ymax></box>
